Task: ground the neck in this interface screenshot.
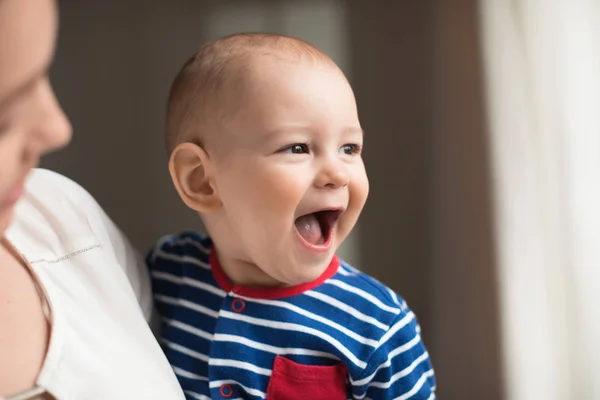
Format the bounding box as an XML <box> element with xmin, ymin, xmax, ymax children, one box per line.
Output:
<box><xmin>1</xmin><ymin>237</ymin><xmax>18</xmax><ymax>261</ymax></box>
<box><xmin>215</xmin><ymin>249</ymin><xmax>286</xmax><ymax>288</ymax></box>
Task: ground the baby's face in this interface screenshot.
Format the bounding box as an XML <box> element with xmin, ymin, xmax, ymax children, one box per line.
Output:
<box><xmin>209</xmin><ymin>59</ymin><xmax>368</xmax><ymax>286</ymax></box>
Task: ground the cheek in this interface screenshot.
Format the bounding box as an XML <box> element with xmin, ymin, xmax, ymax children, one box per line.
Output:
<box><xmin>338</xmin><ymin>170</ymin><xmax>368</xmax><ymax>241</ymax></box>
<box><xmin>226</xmin><ymin>163</ymin><xmax>304</xmax><ymax>207</ymax></box>
<box><xmin>350</xmin><ymin>164</ymin><xmax>369</xmax><ymax>208</ymax></box>
<box><xmin>217</xmin><ymin>162</ymin><xmax>308</xmax><ymax>230</ymax></box>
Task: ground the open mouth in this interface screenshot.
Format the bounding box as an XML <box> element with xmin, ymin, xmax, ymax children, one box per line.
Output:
<box><xmin>294</xmin><ymin>209</ymin><xmax>342</xmax><ymax>248</ymax></box>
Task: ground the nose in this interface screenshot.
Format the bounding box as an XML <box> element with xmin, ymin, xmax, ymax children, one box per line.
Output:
<box><xmin>314</xmin><ymin>156</ymin><xmax>349</xmax><ymax>189</ymax></box>
<box><xmin>27</xmin><ymin>79</ymin><xmax>72</xmax><ymax>158</ymax></box>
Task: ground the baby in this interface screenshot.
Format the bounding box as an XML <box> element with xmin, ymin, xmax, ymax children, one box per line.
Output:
<box><xmin>147</xmin><ymin>33</ymin><xmax>436</xmax><ymax>400</ymax></box>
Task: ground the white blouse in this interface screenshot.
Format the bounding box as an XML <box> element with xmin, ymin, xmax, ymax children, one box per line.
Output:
<box><xmin>5</xmin><ymin>169</ymin><xmax>185</xmax><ymax>400</ymax></box>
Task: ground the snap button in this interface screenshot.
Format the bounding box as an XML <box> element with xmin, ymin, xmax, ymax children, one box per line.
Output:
<box><xmin>220</xmin><ymin>383</ymin><xmax>233</xmax><ymax>398</ymax></box>
<box><xmin>231</xmin><ymin>298</ymin><xmax>245</xmax><ymax>313</ymax></box>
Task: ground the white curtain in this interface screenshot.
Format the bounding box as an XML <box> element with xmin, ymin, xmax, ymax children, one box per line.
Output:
<box><xmin>479</xmin><ymin>1</ymin><xmax>600</xmax><ymax>399</ymax></box>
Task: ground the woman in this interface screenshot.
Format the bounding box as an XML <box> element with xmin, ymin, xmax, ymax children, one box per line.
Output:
<box><xmin>0</xmin><ymin>1</ymin><xmax>185</xmax><ymax>398</ymax></box>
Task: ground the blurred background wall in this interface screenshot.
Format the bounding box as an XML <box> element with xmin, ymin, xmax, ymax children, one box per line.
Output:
<box><xmin>42</xmin><ymin>1</ymin><xmax>503</xmax><ymax>398</ymax></box>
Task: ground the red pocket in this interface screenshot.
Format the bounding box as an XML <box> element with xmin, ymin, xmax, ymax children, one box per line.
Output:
<box><xmin>266</xmin><ymin>356</ymin><xmax>347</xmax><ymax>400</ymax></box>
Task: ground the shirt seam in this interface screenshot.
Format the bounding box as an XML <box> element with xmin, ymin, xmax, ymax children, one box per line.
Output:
<box><xmin>28</xmin><ymin>243</ymin><xmax>101</xmax><ymax>264</ymax></box>
<box><xmin>353</xmin><ymin>311</ymin><xmax>410</xmax><ymax>382</ymax></box>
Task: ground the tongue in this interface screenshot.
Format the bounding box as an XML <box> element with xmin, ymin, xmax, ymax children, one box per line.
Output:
<box><xmin>295</xmin><ymin>214</ymin><xmax>323</xmax><ymax>245</ymax></box>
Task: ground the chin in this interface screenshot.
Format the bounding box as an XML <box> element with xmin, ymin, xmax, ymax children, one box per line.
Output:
<box><xmin>0</xmin><ymin>208</ymin><xmax>15</xmax><ymax>236</ymax></box>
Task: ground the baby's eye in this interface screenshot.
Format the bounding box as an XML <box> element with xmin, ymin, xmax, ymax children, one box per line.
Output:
<box><xmin>284</xmin><ymin>144</ymin><xmax>309</xmax><ymax>154</ymax></box>
<box><xmin>340</xmin><ymin>144</ymin><xmax>362</xmax><ymax>155</ymax></box>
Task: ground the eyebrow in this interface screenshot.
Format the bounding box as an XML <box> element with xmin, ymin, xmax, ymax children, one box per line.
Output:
<box><xmin>0</xmin><ymin>71</ymin><xmax>43</xmax><ymax>111</ymax></box>
<box><xmin>265</xmin><ymin>126</ymin><xmax>365</xmax><ymax>137</ymax></box>
<box><xmin>345</xmin><ymin>127</ymin><xmax>365</xmax><ymax>136</ymax></box>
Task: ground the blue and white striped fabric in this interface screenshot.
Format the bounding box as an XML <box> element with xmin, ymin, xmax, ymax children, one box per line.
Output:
<box><xmin>147</xmin><ymin>232</ymin><xmax>436</xmax><ymax>400</ymax></box>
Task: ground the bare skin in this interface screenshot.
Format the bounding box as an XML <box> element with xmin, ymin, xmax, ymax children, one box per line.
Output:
<box><xmin>169</xmin><ymin>57</ymin><xmax>368</xmax><ymax>289</ymax></box>
<box><xmin>0</xmin><ymin>241</ymin><xmax>51</xmax><ymax>398</ymax></box>
<box><xmin>0</xmin><ymin>0</ymin><xmax>71</xmax><ymax>397</ymax></box>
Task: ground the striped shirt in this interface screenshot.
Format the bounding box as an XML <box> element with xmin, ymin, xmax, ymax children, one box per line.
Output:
<box><xmin>147</xmin><ymin>232</ymin><xmax>436</xmax><ymax>400</ymax></box>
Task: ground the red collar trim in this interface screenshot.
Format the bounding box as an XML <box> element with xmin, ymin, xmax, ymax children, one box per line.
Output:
<box><xmin>209</xmin><ymin>248</ymin><xmax>339</xmax><ymax>300</ymax></box>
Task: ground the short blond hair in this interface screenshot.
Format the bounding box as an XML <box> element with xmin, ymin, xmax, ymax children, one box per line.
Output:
<box><xmin>165</xmin><ymin>32</ymin><xmax>337</xmax><ymax>154</ymax></box>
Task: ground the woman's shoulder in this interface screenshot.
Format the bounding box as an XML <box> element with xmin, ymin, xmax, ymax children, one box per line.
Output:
<box><xmin>26</xmin><ymin>168</ymin><xmax>90</xmax><ymax>199</ymax></box>
<box><xmin>6</xmin><ymin>169</ymin><xmax>109</xmax><ymax>261</ymax></box>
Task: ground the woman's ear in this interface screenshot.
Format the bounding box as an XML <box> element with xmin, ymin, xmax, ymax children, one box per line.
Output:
<box><xmin>169</xmin><ymin>142</ymin><xmax>222</xmax><ymax>213</ymax></box>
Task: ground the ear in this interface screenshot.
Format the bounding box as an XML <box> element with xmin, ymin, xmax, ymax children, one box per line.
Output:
<box><xmin>169</xmin><ymin>142</ymin><xmax>222</xmax><ymax>213</ymax></box>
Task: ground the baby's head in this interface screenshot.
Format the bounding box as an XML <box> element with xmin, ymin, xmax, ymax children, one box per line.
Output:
<box><xmin>166</xmin><ymin>33</ymin><xmax>368</xmax><ymax>288</ymax></box>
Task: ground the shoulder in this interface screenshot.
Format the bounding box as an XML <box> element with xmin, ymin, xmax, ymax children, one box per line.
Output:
<box><xmin>7</xmin><ymin>169</ymin><xmax>123</xmax><ymax>263</ymax></box>
<box><xmin>331</xmin><ymin>259</ymin><xmax>409</xmax><ymax>314</ymax></box>
<box><xmin>146</xmin><ymin>231</ymin><xmax>212</xmax><ymax>269</ymax></box>
<box><xmin>332</xmin><ymin>263</ymin><xmax>434</xmax><ymax>389</ymax></box>
<box><xmin>6</xmin><ymin>169</ymin><xmax>103</xmax><ymax>258</ymax></box>
<box><xmin>308</xmin><ymin>258</ymin><xmax>411</xmax><ymax>343</ymax></box>
<box><xmin>313</xmin><ymin>259</ymin><xmax>427</xmax><ymax>367</ymax></box>
<box><xmin>26</xmin><ymin>168</ymin><xmax>91</xmax><ymax>198</ymax></box>
<box><xmin>333</xmin><ymin>261</ymin><xmax>417</xmax><ymax>340</ymax></box>
<box><xmin>146</xmin><ymin>232</ymin><xmax>218</xmax><ymax>299</ymax></box>
<box><xmin>148</xmin><ymin>231</ymin><xmax>211</xmax><ymax>257</ymax></box>
<box><xmin>332</xmin><ymin>260</ymin><xmax>420</xmax><ymax>339</ymax></box>
<box><xmin>22</xmin><ymin>168</ymin><xmax>102</xmax><ymax>216</ymax></box>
